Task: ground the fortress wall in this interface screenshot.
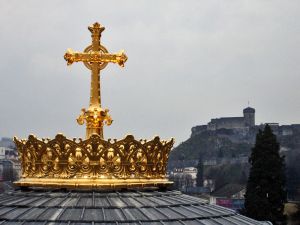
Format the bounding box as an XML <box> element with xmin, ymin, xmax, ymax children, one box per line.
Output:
<box><xmin>209</xmin><ymin>118</ymin><xmax>245</xmax><ymax>130</ymax></box>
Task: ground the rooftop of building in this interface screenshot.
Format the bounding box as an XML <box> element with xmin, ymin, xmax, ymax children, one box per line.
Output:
<box><xmin>212</xmin><ymin>184</ymin><xmax>245</xmax><ymax>198</ymax></box>
<box><xmin>0</xmin><ymin>187</ymin><xmax>267</xmax><ymax>225</ymax></box>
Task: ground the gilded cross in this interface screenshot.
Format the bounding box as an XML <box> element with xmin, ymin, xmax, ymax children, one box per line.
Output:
<box><xmin>64</xmin><ymin>22</ymin><xmax>127</xmax><ymax>139</ymax></box>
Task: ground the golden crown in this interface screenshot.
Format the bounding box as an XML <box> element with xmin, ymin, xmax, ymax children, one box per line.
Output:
<box><xmin>14</xmin><ymin>134</ymin><xmax>174</xmax><ymax>189</ymax></box>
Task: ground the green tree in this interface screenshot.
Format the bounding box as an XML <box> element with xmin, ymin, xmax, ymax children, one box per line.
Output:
<box><xmin>196</xmin><ymin>155</ymin><xmax>204</xmax><ymax>187</ymax></box>
<box><xmin>243</xmin><ymin>125</ymin><xmax>286</xmax><ymax>223</ymax></box>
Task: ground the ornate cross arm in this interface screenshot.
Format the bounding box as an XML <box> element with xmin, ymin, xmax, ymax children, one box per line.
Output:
<box><xmin>64</xmin><ymin>49</ymin><xmax>128</xmax><ymax>67</ymax></box>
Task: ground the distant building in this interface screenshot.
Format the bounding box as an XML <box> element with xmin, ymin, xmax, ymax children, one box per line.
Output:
<box><xmin>0</xmin><ymin>159</ymin><xmax>21</xmax><ymax>181</ymax></box>
<box><xmin>209</xmin><ymin>183</ymin><xmax>246</xmax><ymax>211</ymax></box>
<box><xmin>258</xmin><ymin>123</ymin><xmax>299</xmax><ymax>137</ymax></box>
<box><xmin>0</xmin><ymin>148</ymin><xmax>5</xmax><ymax>160</ymax></box>
<box><xmin>172</xmin><ymin>167</ymin><xmax>197</xmax><ymax>178</ymax></box>
<box><xmin>0</xmin><ymin>138</ymin><xmax>20</xmax><ymax>180</ymax></box>
<box><xmin>182</xmin><ymin>167</ymin><xmax>197</xmax><ymax>179</ymax></box>
<box><xmin>0</xmin><ymin>138</ymin><xmax>15</xmax><ymax>149</ymax></box>
<box><xmin>11</xmin><ymin>159</ymin><xmax>21</xmax><ymax>179</ymax></box>
<box><xmin>170</xmin><ymin>167</ymin><xmax>198</xmax><ymax>191</ymax></box>
<box><xmin>191</xmin><ymin>107</ymin><xmax>300</xmax><ymax>138</ymax></box>
<box><xmin>203</xmin><ymin>159</ymin><xmax>217</xmax><ymax>166</ymax></box>
<box><xmin>0</xmin><ymin>147</ymin><xmax>17</xmax><ymax>160</ymax></box>
<box><xmin>0</xmin><ymin>137</ymin><xmax>17</xmax><ymax>161</ymax></box>
<box><xmin>208</xmin><ymin>107</ymin><xmax>255</xmax><ymax>131</ymax></box>
<box><xmin>0</xmin><ymin>160</ymin><xmax>13</xmax><ymax>181</ymax></box>
<box><xmin>192</xmin><ymin>107</ymin><xmax>255</xmax><ymax>136</ymax></box>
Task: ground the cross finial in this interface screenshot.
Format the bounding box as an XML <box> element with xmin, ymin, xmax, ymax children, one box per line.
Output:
<box><xmin>88</xmin><ymin>22</ymin><xmax>105</xmax><ymax>34</ymax></box>
<box><xmin>64</xmin><ymin>22</ymin><xmax>127</xmax><ymax>139</ymax></box>
<box><xmin>88</xmin><ymin>22</ymin><xmax>105</xmax><ymax>51</ymax></box>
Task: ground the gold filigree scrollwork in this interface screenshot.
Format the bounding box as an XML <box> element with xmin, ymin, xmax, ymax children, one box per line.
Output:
<box><xmin>14</xmin><ymin>134</ymin><xmax>174</xmax><ymax>188</ymax></box>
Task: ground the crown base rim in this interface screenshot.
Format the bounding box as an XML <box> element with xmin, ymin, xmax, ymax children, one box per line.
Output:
<box><xmin>14</xmin><ymin>178</ymin><xmax>173</xmax><ymax>189</ymax></box>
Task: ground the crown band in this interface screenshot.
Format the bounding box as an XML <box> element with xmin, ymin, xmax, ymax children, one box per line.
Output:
<box><xmin>14</xmin><ymin>134</ymin><xmax>174</xmax><ymax>189</ymax></box>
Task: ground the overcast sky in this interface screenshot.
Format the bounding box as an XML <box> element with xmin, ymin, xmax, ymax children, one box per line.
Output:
<box><xmin>0</xmin><ymin>0</ymin><xmax>299</xmax><ymax>145</ymax></box>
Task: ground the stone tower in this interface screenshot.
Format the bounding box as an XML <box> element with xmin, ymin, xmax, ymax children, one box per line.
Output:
<box><xmin>243</xmin><ymin>107</ymin><xmax>255</xmax><ymax>127</ymax></box>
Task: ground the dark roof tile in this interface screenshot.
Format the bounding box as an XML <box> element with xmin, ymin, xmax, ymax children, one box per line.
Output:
<box><xmin>0</xmin><ymin>189</ymin><xmax>266</xmax><ymax>224</ymax></box>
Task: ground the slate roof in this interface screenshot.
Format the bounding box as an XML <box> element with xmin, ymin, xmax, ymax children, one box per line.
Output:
<box><xmin>0</xmin><ymin>188</ymin><xmax>269</xmax><ymax>225</ymax></box>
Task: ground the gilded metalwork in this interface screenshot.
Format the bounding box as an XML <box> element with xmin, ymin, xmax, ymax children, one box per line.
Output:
<box><xmin>64</xmin><ymin>22</ymin><xmax>127</xmax><ymax>139</ymax></box>
<box><xmin>14</xmin><ymin>134</ymin><xmax>174</xmax><ymax>189</ymax></box>
<box><xmin>14</xmin><ymin>22</ymin><xmax>174</xmax><ymax>189</ymax></box>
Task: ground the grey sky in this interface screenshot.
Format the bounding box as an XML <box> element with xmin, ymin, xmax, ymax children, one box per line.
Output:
<box><xmin>0</xmin><ymin>0</ymin><xmax>299</xmax><ymax>145</ymax></box>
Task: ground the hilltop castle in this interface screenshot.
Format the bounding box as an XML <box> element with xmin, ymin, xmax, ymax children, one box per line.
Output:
<box><xmin>191</xmin><ymin>107</ymin><xmax>300</xmax><ymax>138</ymax></box>
<box><xmin>207</xmin><ymin>107</ymin><xmax>255</xmax><ymax>130</ymax></box>
<box><xmin>192</xmin><ymin>107</ymin><xmax>255</xmax><ymax>135</ymax></box>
